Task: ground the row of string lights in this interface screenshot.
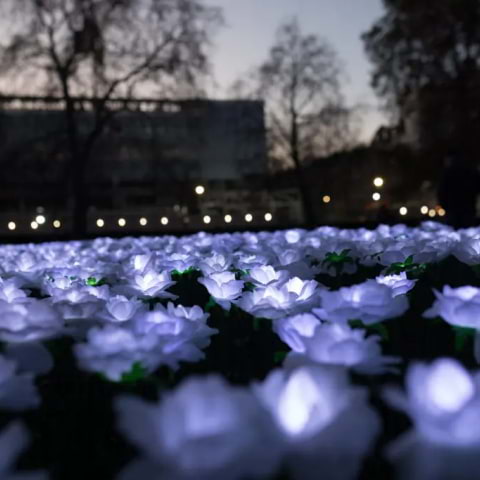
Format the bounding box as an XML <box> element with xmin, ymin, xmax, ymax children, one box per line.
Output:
<box><xmin>5</xmin><ymin>212</ymin><xmax>275</xmax><ymax>231</ymax></box>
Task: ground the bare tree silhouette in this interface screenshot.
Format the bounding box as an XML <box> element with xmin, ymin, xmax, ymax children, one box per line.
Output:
<box><xmin>0</xmin><ymin>0</ymin><xmax>223</xmax><ymax>236</ymax></box>
<box><xmin>231</xmin><ymin>18</ymin><xmax>359</xmax><ymax>226</ymax></box>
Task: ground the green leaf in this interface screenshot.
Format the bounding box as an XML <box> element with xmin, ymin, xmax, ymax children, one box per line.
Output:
<box><xmin>171</xmin><ymin>266</ymin><xmax>197</xmax><ymax>277</ymax></box>
<box><xmin>205</xmin><ymin>296</ymin><xmax>217</xmax><ymax>312</ymax></box>
<box><xmin>348</xmin><ymin>319</ymin><xmax>364</xmax><ymax>329</ymax></box>
<box><xmin>120</xmin><ymin>362</ymin><xmax>147</xmax><ymax>384</ymax></box>
<box><xmin>369</xmin><ymin>322</ymin><xmax>390</xmax><ymax>341</ymax></box>
<box><xmin>274</xmin><ymin>351</ymin><xmax>288</xmax><ymax>364</ymax></box>
<box><xmin>453</xmin><ymin>326</ymin><xmax>476</xmax><ymax>352</ymax></box>
<box><xmin>86</xmin><ymin>276</ymin><xmax>108</xmax><ymax>287</ymax></box>
<box><xmin>348</xmin><ymin>319</ymin><xmax>389</xmax><ymax>341</ymax></box>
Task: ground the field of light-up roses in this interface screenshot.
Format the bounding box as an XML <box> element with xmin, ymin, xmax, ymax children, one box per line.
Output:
<box><xmin>2</xmin><ymin>221</ymin><xmax>480</xmax><ymax>480</ymax></box>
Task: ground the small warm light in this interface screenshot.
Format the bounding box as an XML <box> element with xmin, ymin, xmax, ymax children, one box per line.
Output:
<box><xmin>203</xmin><ymin>215</ymin><xmax>211</xmax><ymax>224</ymax></box>
<box><xmin>53</xmin><ymin>220</ymin><xmax>61</xmax><ymax>229</ymax></box>
<box><xmin>118</xmin><ymin>218</ymin><xmax>126</xmax><ymax>227</ymax></box>
<box><xmin>372</xmin><ymin>192</ymin><xmax>381</xmax><ymax>201</ymax></box>
<box><xmin>322</xmin><ymin>195</ymin><xmax>331</xmax><ymax>204</ymax></box>
<box><xmin>30</xmin><ymin>221</ymin><xmax>38</xmax><ymax>230</ymax></box>
<box><xmin>373</xmin><ymin>177</ymin><xmax>384</xmax><ymax>188</ymax></box>
<box><xmin>428</xmin><ymin>209</ymin><xmax>436</xmax><ymax>218</ymax></box>
<box><xmin>139</xmin><ymin>217</ymin><xmax>148</xmax><ymax>226</ymax></box>
<box><xmin>195</xmin><ymin>185</ymin><xmax>205</xmax><ymax>195</ymax></box>
<box><xmin>399</xmin><ymin>206</ymin><xmax>408</xmax><ymax>216</ymax></box>
<box><xmin>7</xmin><ymin>221</ymin><xmax>16</xmax><ymax>231</ymax></box>
<box><xmin>421</xmin><ymin>206</ymin><xmax>429</xmax><ymax>215</ymax></box>
<box><xmin>224</xmin><ymin>214</ymin><xmax>232</xmax><ymax>223</ymax></box>
<box><xmin>264</xmin><ymin>212</ymin><xmax>273</xmax><ymax>222</ymax></box>
<box><xmin>438</xmin><ymin>208</ymin><xmax>446</xmax><ymax>217</ymax></box>
<box><xmin>161</xmin><ymin>217</ymin><xmax>169</xmax><ymax>225</ymax></box>
<box><xmin>245</xmin><ymin>213</ymin><xmax>253</xmax><ymax>222</ymax></box>
<box><xmin>35</xmin><ymin>215</ymin><xmax>46</xmax><ymax>225</ymax></box>
<box><xmin>96</xmin><ymin>218</ymin><xmax>105</xmax><ymax>228</ymax></box>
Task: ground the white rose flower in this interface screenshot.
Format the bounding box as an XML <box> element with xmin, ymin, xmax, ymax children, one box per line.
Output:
<box><xmin>115</xmin><ymin>375</ymin><xmax>281</xmax><ymax>480</ymax></box>
<box><xmin>314</xmin><ymin>280</ymin><xmax>409</xmax><ymax>325</ymax></box>
<box><xmin>198</xmin><ymin>272</ymin><xmax>244</xmax><ymax>310</ymax></box>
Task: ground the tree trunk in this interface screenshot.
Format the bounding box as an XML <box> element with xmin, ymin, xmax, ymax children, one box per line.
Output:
<box><xmin>64</xmin><ymin>98</ymin><xmax>88</xmax><ymax>239</ymax></box>
<box><xmin>291</xmin><ymin>114</ymin><xmax>316</xmax><ymax>228</ymax></box>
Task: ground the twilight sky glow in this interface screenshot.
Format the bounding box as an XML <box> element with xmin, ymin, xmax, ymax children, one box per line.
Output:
<box><xmin>204</xmin><ymin>0</ymin><xmax>387</xmax><ymax>141</ymax></box>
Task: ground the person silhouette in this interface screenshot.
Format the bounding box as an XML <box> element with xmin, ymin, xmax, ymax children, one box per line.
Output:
<box><xmin>437</xmin><ymin>149</ymin><xmax>480</xmax><ymax>228</ymax></box>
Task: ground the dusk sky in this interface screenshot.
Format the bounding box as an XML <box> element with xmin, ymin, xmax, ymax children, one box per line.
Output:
<box><xmin>205</xmin><ymin>0</ymin><xmax>386</xmax><ymax>141</ymax></box>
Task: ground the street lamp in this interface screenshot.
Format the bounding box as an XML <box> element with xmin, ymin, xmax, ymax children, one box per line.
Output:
<box><xmin>373</xmin><ymin>177</ymin><xmax>384</xmax><ymax>188</ymax></box>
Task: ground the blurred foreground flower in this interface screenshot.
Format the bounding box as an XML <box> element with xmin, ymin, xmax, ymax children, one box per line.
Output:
<box><xmin>115</xmin><ymin>375</ymin><xmax>281</xmax><ymax>480</ymax></box>
<box><xmin>385</xmin><ymin>358</ymin><xmax>480</xmax><ymax>480</ymax></box>
<box><xmin>253</xmin><ymin>365</ymin><xmax>380</xmax><ymax>480</ymax></box>
<box><xmin>0</xmin><ymin>422</ymin><xmax>47</xmax><ymax>480</ymax></box>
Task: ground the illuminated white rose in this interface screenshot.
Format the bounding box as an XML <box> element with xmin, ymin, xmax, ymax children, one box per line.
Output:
<box><xmin>198</xmin><ymin>272</ymin><xmax>244</xmax><ymax>310</ymax></box>
<box><xmin>283</xmin><ymin>322</ymin><xmax>398</xmax><ymax>374</ymax></box>
<box><xmin>314</xmin><ymin>280</ymin><xmax>409</xmax><ymax>325</ymax></box>
<box><xmin>0</xmin><ymin>422</ymin><xmax>47</xmax><ymax>480</ymax></box>
<box><xmin>376</xmin><ymin>271</ymin><xmax>416</xmax><ymax>297</ymax></box>
<box><xmin>0</xmin><ymin>277</ymin><xmax>28</xmax><ymax>303</ymax></box>
<box><xmin>116</xmin><ymin>375</ymin><xmax>281</xmax><ymax>480</ymax></box>
<box><xmin>253</xmin><ymin>366</ymin><xmax>380</xmax><ymax>480</ymax></box>
<box><xmin>198</xmin><ymin>253</ymin><xmax>232</xmax><ymax>275</ymax></box>
<box><xmin>385</xmin><ymin>358</ymin><xmax>480</xmax><ymax>447</ymax></box>
<box><xmin>104</xmin><ymin>295</ymin><xmax>144</xmax><ymax>322</ymax></box>
<box><xmin>247</xmin><ymin>265</ymin><xmax>289</xmax><ymax>287</ymax></box>
<box><xmin>237</xmin><ymin>278</ymin><xmax>318</xmax><ymax>319</ymax></box>
<box><xmin>453</xmin><ymin>237</ymin><xmax>480</xmax><ymax>265</ymax></box>
<box><xmin>424</xmin><ymin>286</ymin><xmax>480</xmax><ymax>328</ymax></box>
<box><xmin>273</xmin><ymin>313</ymin><xmax>321</xmax><ymax>353</ymax></box>
<box><xmin>0</xmin><ymin>355</ymin><xmax>40</xmax><ymax>411</ymax></box>
<box><xmin>0</xmin><ymin>299</ymin><xmax>63</xmax><ymax>342</ymax></box>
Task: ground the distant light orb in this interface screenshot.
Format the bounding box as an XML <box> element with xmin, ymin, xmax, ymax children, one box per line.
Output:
<box><xmin>118</xmin><ymin>218</ymin><xmax>126</xmax><ymax>227</ymax></box>
<box><xmin>438</xmin><ymin>208</ymin><xmax>446</xmax><ymax>217</ymax></box>
<box><xmin>245</xmin><ymin>213</ymin><xmax>253</xmax><ymax>222</ymax></box>
<box><xmin>35</xmin><ymin>215</ymin><xmax>46</xmax><ymax>225</ymax></box>
<box><xmin>428</xmin><ymin>209</ymin><xmax>436</xmax><ymax>218</ymax></box>
<box><xmin>195</xmin><ymin>185</ymin><xmax>205</xmax><ymax>195</ymax></box>
<box><xmin>399</xmin><ymin>206</ymin><xmax>408</xmax><ymax>216</ymax></box>
<box><xmin>7</xmin><ymin>221</ymin><xmax>16</xmax><ymax>231</ymax></box>
<box><xmin>322</xmin><ymin>195</ymin><xmax>331</xmax><ymax>204</ymax></box>
<box><xmin>372</xmin><ymin>192</ymin><xmax>381</xmax><ymax>201</ymax></box>
<box><xmin>373</xmin><ymin>177</ymin><xmax>384</xmax><ymax>188</ymax></box>
<box><xmin>36</xmin><ymin>206</ymin><xmax>45</xmax><ymax>214</ymax></box>
<box><xmin>161</xmin><ymin>217</ymin><xmax>169</xmax><ymax>225</ymax></box>
<box><xmin>139</xmin><ymin>217</ymin><xmax>148</xmax><ymax>226</ymax></box>
<box><xmin>30</xmin><ymin>221</ymin><xmax>38</xmax><ymax>230</ymax></box>
<box><xmin>224</xmin><ymin>214</ymin><xmax>232</xmax><ymax>223</ymax></box>
<box><xmin>96</xmin><ymin>218</ymin><xmax>105</xmax><ymax>228</ymax></box>
<box><xmin>264</xmin><ymin>212</ymin><xmax>273</xmax><ymax>222</ymax></box>
<box><xmin>421</xmin><ymin>206</ymin><xmax>429</xmax><ymax>215</ymax></box>
<box><xmin>203</xmin><ymin>215</ymin><xmax>211</xmax><ymax>224</ymax></box>
<box><xmin>53</xmin><ymin>220</ymin><xmax>61</xmax><ymax>229</ymax></box>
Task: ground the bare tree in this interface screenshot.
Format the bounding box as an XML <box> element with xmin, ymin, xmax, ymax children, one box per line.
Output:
<box><xmin>0</xmin><ymin>0</ymin><xmax>223</xmax><ymax>236</ymax></box>
<box><xmin>231</xmin><ymin>19</ymin><xmax>359</xmax><ymax>226</ymax></box>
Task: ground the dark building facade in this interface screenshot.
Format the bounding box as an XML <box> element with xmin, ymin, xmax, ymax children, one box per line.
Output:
<box><xmin>0</xmin><ymin>96</ymin><xmax>268</xmax><ymax>212</ymax></box>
